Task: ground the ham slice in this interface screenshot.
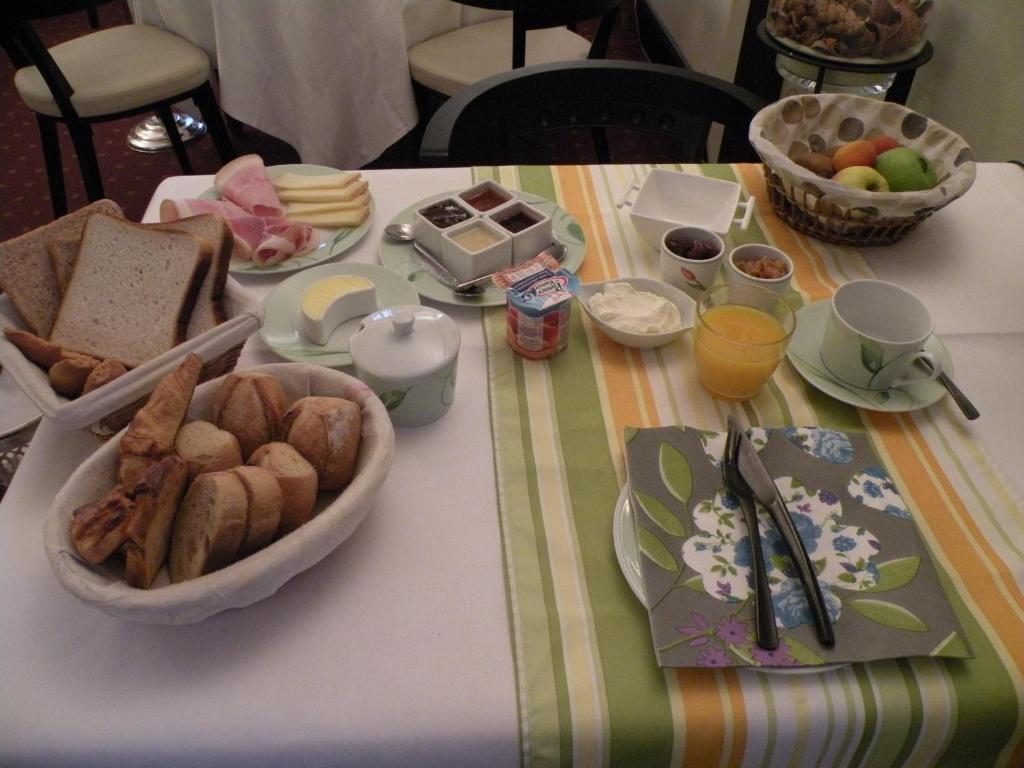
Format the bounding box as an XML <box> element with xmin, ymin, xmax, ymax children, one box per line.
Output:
<box><xmin>214</xmin><ymin>154</ymin><xmax>285</xmax><ymax>217</ymax></box>
<box><xmin>160</xmin><ymin>199</ymin><xmax>314</xmax><ymax>265</ymax></box>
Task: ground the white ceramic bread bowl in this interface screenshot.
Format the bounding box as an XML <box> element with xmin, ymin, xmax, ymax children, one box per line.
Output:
<box><xmin>44</xmin><ymin>363</ymin><xmax>395</xmax><ymax>624</ymax></box>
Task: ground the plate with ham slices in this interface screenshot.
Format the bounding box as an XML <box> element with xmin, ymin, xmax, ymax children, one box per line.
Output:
<box><xmin>160</xmin><ymin>156</ymin><xmax>373</xmax><ymax>275</ymax></box>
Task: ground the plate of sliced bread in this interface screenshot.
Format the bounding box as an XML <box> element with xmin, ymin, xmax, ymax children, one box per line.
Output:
<box><xmin>0</xmin><ymin>200</ymin><xmax>261</xmax><ymax>434</ymax></box>
<box><xmin>45</xmin><ymin>358</ymin><xmax>394</xmax><ymax>624</ymax></box>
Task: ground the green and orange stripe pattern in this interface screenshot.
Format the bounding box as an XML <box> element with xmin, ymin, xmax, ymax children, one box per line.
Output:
<box><xmin>476</xmin><ymin>164</ymin><xmax>1024</xmax><ymax>767</ymax></box>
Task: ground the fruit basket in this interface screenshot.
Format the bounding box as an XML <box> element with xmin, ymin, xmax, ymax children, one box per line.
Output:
<box><xmin>749</xmin><ymin>94</ymin><xmax>975</xmax><ymax>246</ymax></box>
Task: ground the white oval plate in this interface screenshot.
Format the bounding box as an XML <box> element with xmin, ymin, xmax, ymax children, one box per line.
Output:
<box><xmin>260</xmin><ymin>262</ymin><xmax>421</xmax><ymax>368</ymax></box>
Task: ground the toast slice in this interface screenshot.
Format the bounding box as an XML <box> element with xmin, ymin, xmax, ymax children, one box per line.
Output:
<box><xmin>49</xmin><ymin>214</ymin><xmax>211</xmax><ymax>368</ymax></box>
<box><xmin>144</xmin><ymin>214</ymin><xmax>233</xmax><ymax>338</ymax></box>
<box><xmin>0</xmin><ymin>199</ymin><xmax>123</xmax><ymax>337</ymax></box>
<box><xmin>47</xmin><ymin>235</ymin><xmax>81</xmax><ymax>295</ymax></box>
<box><xmin>169</xmin><ymin>470</ymin><xmax>248</xmax><ymax>583</ymax></box>
<box><xmin>122</xmin><ymin>455</ymin><xmax>190</xmax><ymax>588</ymax></box>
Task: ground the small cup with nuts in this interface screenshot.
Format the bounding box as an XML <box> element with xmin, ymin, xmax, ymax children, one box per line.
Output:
<box><xmin>726</xmin><ymin>243</ymin><xmax>794</xmax><ymax>296</ymax></box>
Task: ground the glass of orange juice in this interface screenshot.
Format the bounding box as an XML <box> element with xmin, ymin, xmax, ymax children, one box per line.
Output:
<box><xmin>694</xmin><ymin>283</ymin><xmax>796</xmax><ymax>400</ymax></box>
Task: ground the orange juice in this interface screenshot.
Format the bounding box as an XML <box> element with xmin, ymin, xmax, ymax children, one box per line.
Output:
<box><xmin>695</xmin><ymin>304</ymin><xmax>789</xmax><ymax>399</ymax></box>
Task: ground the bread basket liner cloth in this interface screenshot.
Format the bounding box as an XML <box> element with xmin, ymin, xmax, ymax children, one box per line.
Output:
<box><xmin>43</xmin><ymin>363</ymin><xmax>395</xmax><ymax>624</ymax></box>
<box><xmin>0</xmin><ymin>278</ymin><xmax>262</xmax><ymax>431</ymax></box>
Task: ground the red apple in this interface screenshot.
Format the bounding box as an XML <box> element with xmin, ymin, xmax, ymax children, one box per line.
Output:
<box><xmin>832</xmin><ymin>140</ymin><xmax>879</xmax><ymax>172</ymax></box>
<box><xmin>871</xmin><ymin>135</ymin><xmax>901</xmax><ymax>154</ymax></box>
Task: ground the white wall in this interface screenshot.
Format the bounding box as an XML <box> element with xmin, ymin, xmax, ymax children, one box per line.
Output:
<box><xmin>647</xmin><ymin>0</ymin><xmax>1024</xmax><ymax>161</ymax></box>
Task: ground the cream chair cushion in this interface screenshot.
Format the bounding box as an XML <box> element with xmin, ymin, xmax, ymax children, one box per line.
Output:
<box><xmin>408</xmin><ymin>17</ymin><xmax>592</xmax><ymax>97</ymax></box>
<box><xmin>14</xmin><ymin>25</ymin><xmax>211</xmax><ymax>118</ymax></box>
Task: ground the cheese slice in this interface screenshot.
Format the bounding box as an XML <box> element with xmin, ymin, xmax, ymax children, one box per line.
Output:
<box><xmin>273</xmin><ymin>171</ymin><xmax>360</xmax><ymax>191</ymax></box>
<box><xmin>288</xmin><ymin>206</ymin><xmax>370</xmax><ymax>229</ymax></box>
<box><xmin>285</xmin><ymin>194</ymin><xmax>370</xmax><ymax>217</ymax></box>
<box><xmin>277</xmin><ymin>180</ymin><xmax>370</xmax><ymax>204</ymax></box>
<box><xmin>299</xmin><ymin>275</ymin><xmax>377</xmax><ymax>346</ymax></box>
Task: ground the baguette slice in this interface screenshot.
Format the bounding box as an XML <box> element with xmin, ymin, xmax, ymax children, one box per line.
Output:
<box><xmin>144</xmin><ymin>214</ymin><xmax>233</xmax><ymax>338</ymax></box>
<box><xmin>122</xmin><ymin>455</ymin><xmax>190</xmax><ymax>588</ymax></box>
<box><xmin>247</xmin><ymin>442</ymin><xmax>318</xmax><ymax>537</ymax></box>
<box><xmin>49</xmin><ymin>214</ymin><xmax>211</xmax><ymax>368</ymax></box>
<box><xmin>174</xmin><ymin>419</ymin><xmax>242</xmax><ymax>480</ymax></box>
<box><xmin>170</xmin><ymin>470</ymin><xmax>248</xmax><ymax>583</ymax></box>
<box><xmin>231</xmin><ymin>465</ymin><xmax>283</xmax><ymax>557</ymax></box>
<box><xmin>0</xmin><ymin>199</ymin><xmax>123</xmax><ymax>337</ymax></box>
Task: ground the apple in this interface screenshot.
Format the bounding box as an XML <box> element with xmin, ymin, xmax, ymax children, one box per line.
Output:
<box><xmin>874</xmin><ymin>147</ymin><xmax>938</xmax><ymax>192</ymax></box>
<box><xmin>871</xmin><ymin>135</ymin><xmax>901</xmax><ymax>154</ymax></box>
<box><xmin>832</xmin><ymin>165</ymin><xmax>890</xmax><ymax>192</ymax></box>
<box><xmin>832</xmin><ymin>139</ymin><xmax>878</xmax><ymax>172</ymax></box>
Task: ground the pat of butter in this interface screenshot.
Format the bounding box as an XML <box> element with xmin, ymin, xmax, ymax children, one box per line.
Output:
<box><xmin>299</xmin><ymin>275</ymin><xmax>377</xmax><ymax>345</ymax></box>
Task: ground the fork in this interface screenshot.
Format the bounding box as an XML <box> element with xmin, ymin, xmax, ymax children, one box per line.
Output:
<box><xmin>722</xmin><ymin>425</ymin><xmax>778</xmax><ymax>650</ymax></box>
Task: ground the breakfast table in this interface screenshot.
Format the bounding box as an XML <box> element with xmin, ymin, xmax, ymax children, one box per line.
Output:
<box><xmin>1</xmin><ymin>161</ymin><xmax>1023</xmax><ymax>767</ymax></box>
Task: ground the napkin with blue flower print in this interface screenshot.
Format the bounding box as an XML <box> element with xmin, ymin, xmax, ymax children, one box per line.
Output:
<box><xmin>624</xmin><ymin>426</ymin><xmax>972</xmax><ymax>669</ymax></box>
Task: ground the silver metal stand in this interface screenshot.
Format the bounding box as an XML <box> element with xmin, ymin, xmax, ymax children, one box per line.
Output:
<box><xmin>126</xmin><ymin>110</ymin><xmax>207</xmax><ymax>153</ymax></box>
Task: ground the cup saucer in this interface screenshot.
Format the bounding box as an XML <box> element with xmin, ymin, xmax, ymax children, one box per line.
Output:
<box><xmin>786</xmin><ymin>300</ymin><xmax>950</xmax><ymax>412</ymax></box>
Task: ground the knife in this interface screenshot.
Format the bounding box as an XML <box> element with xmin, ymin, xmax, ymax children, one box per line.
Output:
<box><xmin>722</xmin><ymin>421</ymin><xmax>778</xmax><ymax>650</ymax></box>
<box><xmin>734</xmin><ymin>423</ymin><xmax>836</xmax><ymax>647</ymax></box>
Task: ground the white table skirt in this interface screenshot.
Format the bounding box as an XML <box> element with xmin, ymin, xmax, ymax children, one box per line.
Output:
<box><xmin>1</xmin><ymin>164</ymin><xmax>1021</xmax><ymax>766</ymax></box>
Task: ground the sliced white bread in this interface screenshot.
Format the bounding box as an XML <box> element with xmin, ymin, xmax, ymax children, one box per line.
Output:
<box><xmin>211</xmin><ymin>371</ymin><xmax>289</xmax><ymax>461</ymax></box>
<box><xmin>47</xmin><ymin>235</ymin><xmax>80</xmax><ymax>295</ymax></box>
<box><xmin>247</xmin><ymin>442</ymin><xmax>318</xmax><ymax>537</ymax></box>
<box><xmin>279</xmin><ymin>396</ymin><xmax>362</xmax><ymax>491</ymax></box>
<box><xmin>49</xmin><ymin>214</ymin><xmax>211</xmax><ymax>368</ymax></box>
<box><xmin>144</xmin><ymin>214</ymin><xmax>233</xmax><ymax>338</ymax></box>
<box><xmin>122</xmin><ymin>455</ymin><xmax>190</xmax><ymax>589</ymax></box>
<box><xmin>0</xmin><ymin>199</ymin><xmax>123</xmax><ymax>337</ymax></box>
<box><xmin>169</xmin><ymin>470</ymin><xmax>248</xmax><ymax>583</ymax></box>
<box><xmin>174</xmin><ymin>420</ymin><xmax>243</xmax><ymax>480</ymax></box>
<box><xmin>230</xmin><ymin>465</ymin><xmax>283</xmax><ymax>557</ymax></box>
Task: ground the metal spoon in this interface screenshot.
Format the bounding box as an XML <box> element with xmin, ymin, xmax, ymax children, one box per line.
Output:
<box><xmin>453</xmin><ymin>241</ymin><xmax>567</xmax><ymax>294</ymax></box>
<box><xmin>384</xmin><ymin>223</ymin><xmax>485</xmax><ymax>297</ymax></box>
<box><xmin>918</xmin><ymin>358</ymin><xmax>979</xmax><ymax>420</ymax></box>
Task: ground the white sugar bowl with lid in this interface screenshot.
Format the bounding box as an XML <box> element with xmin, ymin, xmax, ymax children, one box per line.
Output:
<box><xmin>349</xmin><ymin>305</ymin><xmax>460</xmax><ymax>427</ymax></box>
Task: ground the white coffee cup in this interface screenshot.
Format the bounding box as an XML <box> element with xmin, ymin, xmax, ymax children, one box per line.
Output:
<box><xmin>658</xmin><ymin>226</ymin><xmax>724</xmax><ymax>300</ymax></box>
<box><xmin>820</xmin><ymin>280</ymin><xmax>942</xmax><ymax>390</ymax></box>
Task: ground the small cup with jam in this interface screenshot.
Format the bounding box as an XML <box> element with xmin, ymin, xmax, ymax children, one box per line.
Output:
<box><xmin>458</xmin><ymin>180</ymin><xmax>514</xmax><ymax>214</ymax></box>
<box><xmin>726</xmin><ymin>243</ymin><xmax>793</xmax><ymax>297</ymax></box>
<box><xmin>488</xmin><ymin>200</ymin><xmax>552</xmax><ymax>265</ymax></box>
<box><xmin>413</xmin><ymin>197</ymin><xmax>474</xmax><ymax>256</ymax></box>
<box><xmin>658</xmin><ymin>226</ymin><xmax>725</xmax><ymax>300</ymax></box>
<box><xmin>441</xmin><ymin>217</ymin><xmax>512</xmax><ymax>282</ymax></box>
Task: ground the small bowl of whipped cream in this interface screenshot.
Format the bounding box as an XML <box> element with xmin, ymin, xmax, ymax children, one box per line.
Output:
<box><xmin>578</xmin><ymin>278</ymin><xmax>696</xmax><ymax>349</ymax></box>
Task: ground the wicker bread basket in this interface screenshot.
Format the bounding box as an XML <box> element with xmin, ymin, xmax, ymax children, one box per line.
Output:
<box><xmin>0</xmin><ymin>278</ymin><xmax>261</xmax><ymax>437</ymax></box>
<box><xmin>749</xmin><ymin>94</ymin><xmax>976</xmax><ymax>245</ymax></box>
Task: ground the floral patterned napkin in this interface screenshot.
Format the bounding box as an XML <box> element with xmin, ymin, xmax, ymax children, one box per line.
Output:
<box><xmin>624</xmin><ymin>426</ymin><xmax>972</xmax><ymax>669</ymax></box>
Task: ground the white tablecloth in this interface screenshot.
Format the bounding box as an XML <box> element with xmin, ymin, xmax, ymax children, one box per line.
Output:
<box><xmin>1</xmin><ymin>164</ymin><xmax>1021</xmax><ymax>766</ymax></box>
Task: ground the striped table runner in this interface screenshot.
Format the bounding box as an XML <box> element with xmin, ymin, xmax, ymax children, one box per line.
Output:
<box><xmin>475</xmin><ymin>164</ymin><xmax>1024</xmax><ymax>768</ymax></box>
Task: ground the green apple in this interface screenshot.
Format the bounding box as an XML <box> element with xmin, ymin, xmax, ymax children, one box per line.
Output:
<box><xmin>874</xmin><ymin>147</ymin><xmax>938</xmax><ymax>192</ymax></box>
<box><xmin>832</xmin><ymin>165</ymin><xmax>890</xmax><ymax>192</ymax></box>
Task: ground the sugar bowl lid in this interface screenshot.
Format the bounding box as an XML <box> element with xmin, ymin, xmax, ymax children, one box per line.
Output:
<box><xmin>349</xmin><ymin>305</ymin><xmax>460</xmax><ymax>379</ymax></box>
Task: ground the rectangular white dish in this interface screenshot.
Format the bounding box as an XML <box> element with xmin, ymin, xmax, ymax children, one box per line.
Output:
<box><xmin>0</xmin><ymin>277</ymin><xmax>262</xmax><ymax>435</ymax></box>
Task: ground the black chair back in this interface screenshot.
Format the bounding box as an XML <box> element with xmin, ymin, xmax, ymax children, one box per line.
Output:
<box><xmin>420</xmin><ymin>60</ymin><xmax>767</xmax><ymax>166</ymax></box>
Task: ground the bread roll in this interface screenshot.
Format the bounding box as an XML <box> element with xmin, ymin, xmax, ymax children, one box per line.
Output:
<box><xmin>83</xmin><ymin>358</ymin><xmax>128</xmax><ymax>394</ymax></box>
<box><xmin>279</xmin><ymin>396</ymin><xmax>362</xmax><ymax>491</ymax></box>
<box><xmin>118</xmin><ymin>353</ymin><xmax>202</xmax><ymax>486</ymax></box>
<box><xmin>48</xmin><ymin>352</ymin><xmax>100</xmax><ymax>397</ymax></box>
<box><xmin>211</xmin><ymin>372</ymin><xmax>288</xmax><ymax>460</ymax></box>
<box><xmin>170</xmin><ymin>470</ymin><xmax>248</xmax><ymax>583</ymax></box>
<box><xmin>247</xmin><ymin>442</ymin><xmax>317</xmax><ymax>536</ymax></box>
<box><xmin>3</xmin><ymin>326</ymin><xmax>66</xmax><ymax>368</ymax></box>
<box><xmin>122</xmin><ymin>455</ymin><xmax>190</xmax><ymax>589</ymax></box>
<box><xmin>230</xmin><ymin>466</ymin><xmax>283</xmax><ymax>557</ymax></box>
<box><xmin>174</xmin><ymin>420</ymin><xmax>243</xmax><ymax>480</ymax></box>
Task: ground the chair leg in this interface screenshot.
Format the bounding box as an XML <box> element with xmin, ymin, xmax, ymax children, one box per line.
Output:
<box><xmin>36</xmin><ymin>115</ymin><xmax>68</xmax><ymax>218</ymax></box>
<box><xmin>155</xmin><ymin>104</ymin><xmax>193</xmax><ymax>174</ymax></box>
<box><xmin>192</xmin><ymin>82</ymin><xmax>236</xmax><ymax>163</ymax></box>
<box><xmin>66</xmin><ymin>121</ymin><xmax>105</xmax><ymax>203</ymax></box>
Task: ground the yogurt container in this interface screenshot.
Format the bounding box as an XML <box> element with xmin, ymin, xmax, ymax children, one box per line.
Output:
<box><xmin>493</xmin><ymin>255</ymin><xmax>579</xmax><ymax>360</ymax></box>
